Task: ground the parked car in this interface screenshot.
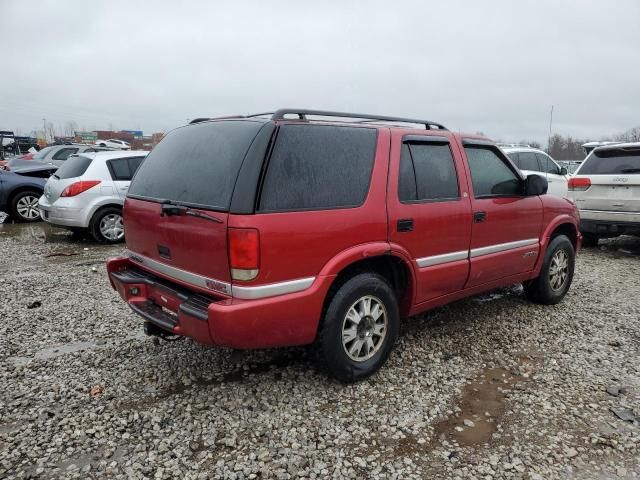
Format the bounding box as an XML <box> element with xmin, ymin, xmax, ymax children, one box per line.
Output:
<box><xmin>500</xmin><ymin>145</ymin><xmax>569</xmax><ymax>197</ymax></box>
<box><xmin>558</xmin><ymin>160</ymin><xmax>582</xmax><ymax>175</ymax></box>
<box><xmin>106</xmin><ymin>109</ymin><xmax>581</xmax><ymax>382</ymax></box>
<box><xmin>21</xmin><ymin>144</ymin><xmax>110</xmax><ymax>168</ymax></box>
<box><xmin>0</xmin><ymin>163</ymin><xmax>57</xmax><ymax>222</ymax></box>
<box><xmin>38</xmin><ymin>151</ymin><xmax>148</xmax><ymax>242</ymax></box>
<box><xmin>96</xmin><ymin>139</ymin><xmax>131</xmax><ymax>150</ymax></box>
<box><xmin>568</xmin><ymin>142</ymin><xmax>640</xmax><ymax>246</ymax></box>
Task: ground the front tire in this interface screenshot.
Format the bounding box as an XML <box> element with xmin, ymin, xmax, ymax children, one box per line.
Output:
<box><xmin>90</xmin><ymin>207</ymin><xmax>124</xmax><ymax>243</ymax></box>
<box><xmin>318</xmin><ymin>273</ymin><xmax>399</xmax><ymax>383</ymax></box>
<box><xmin>10</xmin><ymin>190</ymin><xmax>42</xmax><ymax>222</ymax></box>
<box><xmin>524</xmin><ymin>234</ymin><xmax>575</xmax><ymax>305</ymax></box>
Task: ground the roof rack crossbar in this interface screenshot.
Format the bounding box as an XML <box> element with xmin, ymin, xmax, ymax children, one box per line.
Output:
<box><xmin>270</xmin><ymin>109</ymin><xmax>447</xmax><ymax>130</ymax></box>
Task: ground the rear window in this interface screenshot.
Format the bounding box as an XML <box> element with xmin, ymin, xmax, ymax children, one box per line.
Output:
<box><xmin>258</xmin><ymin>124</ymin><xmax>377</xmax><ymax>212</ymax></box>
<box><xmin>54</xmin><ymin>155</ymin><xmax>93</xmax><ymax>179</ymax></box>
<box><xmin>398</xmin><ymin>142</ymin><xmax>458</xmax><ymax>202</ymax></box>
<box><xmin>32</xmin><ymin>146</ymin><xmax>54</xmax><ymax>160</ymax></box>
<box><xmin>128</xmin><ymin>121</ymin><xmax>264</xmax><ymax>210</ymax></box>
<box><xmin>578</xmin><ymin>149</ymin><xmax>640</xmax><ymax>175</ymax></box>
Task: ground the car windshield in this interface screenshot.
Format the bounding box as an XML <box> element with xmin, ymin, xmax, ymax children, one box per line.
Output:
<box><xmin>32</xmin><ymin>146</ymin><xmax>54</xmax><ymax>160</ymax></box>
<box><xmin>578</xmin><ymin>148</ymin><xmax>640</xmax><ymax>175</ymax></box>
<box><xmin>128</xmin><ymin>120</ymin><xmax>264</xmax><ymax>210</ymax></box>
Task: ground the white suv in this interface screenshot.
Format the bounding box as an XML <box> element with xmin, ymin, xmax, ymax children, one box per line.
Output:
<box><xmin>569</xmin><ymin>143</ymin><xmax>640</xmax><ymax>246</ymax></box>
<box><xmin>500</xmin><ymin>145</ymin><xmax>569</xmax><ymax>197</ymax></box>
<box><xmin>38</xmin><ymin>151</ymin><xmax>147</xmax><ymax>243</ymax></box>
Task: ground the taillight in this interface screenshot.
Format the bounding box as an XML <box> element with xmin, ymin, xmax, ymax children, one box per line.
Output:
<box><xmin>568</xmin><ymin>177</ymin><xmax>591</xmax><ymax>191</ymax></box>
<box><xmin>228</xmin><ymin>228</ymin><xmax>259</xmax><ymax>281</ymax></box>
<box><xmin>60</xmin><ymin>180</ymin><xmax>101</xmax><ymax>197</ymax></box>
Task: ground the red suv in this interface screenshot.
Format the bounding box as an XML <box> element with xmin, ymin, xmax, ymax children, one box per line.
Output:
<box><xmin>107</xmin><ymin>109</ymin><xmax>581</xmax><ymax>382</ymax></box>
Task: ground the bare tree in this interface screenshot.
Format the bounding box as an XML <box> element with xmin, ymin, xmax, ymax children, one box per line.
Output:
<box><xmin>45</xmin><ymin>121</ymin><xmax>56</xmax><ymax>143</ymax></box>
<box><xmin>64</xmin><ymin>121</ymin><xmax>78</xmax><ymax>137</ymax></box>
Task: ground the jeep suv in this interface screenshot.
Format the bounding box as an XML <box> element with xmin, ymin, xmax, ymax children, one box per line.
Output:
<box><xmin>569</xmin><ymin>142</ymin><xmax>640</xmax><ymax>246</ymax></box>
<box><xmin>107</xmin><ymin>109</ymin><xmax>581</xmax><ymax>382</ymax></box>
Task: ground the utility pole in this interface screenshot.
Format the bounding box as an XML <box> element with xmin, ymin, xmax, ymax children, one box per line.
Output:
<box><xmin>547</xmin><ymin>105</ymin><xmax>554</xmax><ymax>153</ymax></box>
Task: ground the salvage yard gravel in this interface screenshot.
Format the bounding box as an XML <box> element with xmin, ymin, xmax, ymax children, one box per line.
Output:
<box><xmin>1</xmin><ymin>222</ymin><xmax>639</xmax><ymax>479</ymax></box>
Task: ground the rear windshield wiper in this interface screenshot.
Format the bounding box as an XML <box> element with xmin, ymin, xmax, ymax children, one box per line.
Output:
<box><xmin>52</xmin><ymin>174</ymin><xmax>59</xmax><ymax>179</ymax></box>
<box><xmin>160</xmin><ymin>201</ymin><xmax>222</xmax><ymax>223</ymax></box>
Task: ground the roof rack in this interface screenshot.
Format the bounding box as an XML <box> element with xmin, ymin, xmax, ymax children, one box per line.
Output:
<box><xmin>269</xmin><ymin>109</ymin><xmax>447</xmax><ymax>130</ymax></box>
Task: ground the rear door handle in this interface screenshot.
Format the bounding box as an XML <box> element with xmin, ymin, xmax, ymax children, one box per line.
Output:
<box><xmin>473</xmin><ymin>211</ymin><xmax>487</xmax><ymax>223</ymax></box>
<box><xmin>397</xmin><ymin>218</ymin><xmax>414</xmax><ymax>232</ymax></box>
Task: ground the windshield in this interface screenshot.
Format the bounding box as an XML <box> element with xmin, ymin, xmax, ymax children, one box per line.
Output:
<box><xmin>128</xmin><ymin>120</ymin><xmax>264</xmax><ymax>210</ymax></box>
<box><xmin>33</xmin><ymin>146</ymin><xmax>54</xmax><ymax>160</ymax></box>
<box><xmin>579</xmin><ymin>149</ymin><xmax>640</xmax><ymax>175</ymax></box>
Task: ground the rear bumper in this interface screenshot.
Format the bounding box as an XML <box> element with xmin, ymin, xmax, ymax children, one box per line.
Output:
<box><xmin>579</xmin><ymin>209</ymin><xmax>640</xmax><ymax>236</ymax></box>
<box><xmin>38</xmin><ymin>198</ymin><xmax>88</xmax><ymax>228</ymax></box>
<box><xmin>107</xmin><ymin>257</ymin><xmax>333</xmax><ymax>349</ymax></box>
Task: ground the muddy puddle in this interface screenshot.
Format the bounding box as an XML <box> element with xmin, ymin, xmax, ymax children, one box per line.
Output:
<box><xmin>433</xmin><ymin>355</ymin><xmax>538</xmax><ymax>447</ymax></box>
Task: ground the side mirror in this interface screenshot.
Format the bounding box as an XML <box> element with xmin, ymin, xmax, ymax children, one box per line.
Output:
<box><xmin>525</xmin><ymin>174</ymin><xmax>548</xmax><ymax>196</ymax></box>
<box><xmin>560</xmin><ymin>166</ymin><xmax>568</xmax><ymax>175</ymax></box>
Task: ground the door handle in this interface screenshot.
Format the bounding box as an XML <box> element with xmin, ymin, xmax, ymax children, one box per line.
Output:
<box><xmin>397</xmin><ymin>218</ymin><xmax>414</xmax><ymax>232</ymax></box>
<box><xmin>473</xmin><ymin>211</ymin><xmax>487</xmax><ymax>223</ymax></box>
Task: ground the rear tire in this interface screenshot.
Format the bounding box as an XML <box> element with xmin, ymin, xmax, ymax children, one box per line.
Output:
<box><xmin>582</xmin><ymin>233</ymin><xmax>599</xmax><ymax>247</ymax></box>
<box><xmin>90</xmin><ymin>207</ymin><xmax>124</xmax><ymax>243</ymax></box>
<box><xmin>524</xmin><ymin>234</ymin><xmax>575</xmax><ymax>305</ymax></box>
<box><xmin>318</xmin><ymin>273</ymin><xmax>399</xmax><ymax>383</ymax></box>
<box><xmin>10</xmin><ymin>190</ymin><xmax>42</xmax><ymax>222</ymax></box>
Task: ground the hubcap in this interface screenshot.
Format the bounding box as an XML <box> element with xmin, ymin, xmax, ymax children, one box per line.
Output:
<box><xmin>342</xmin><ymin>295</ymin><xmax>387</xmax><ymax>362</ymax></box>
<box><xmin>16</xmin><ymin>195</ymin><xmax>40</xmax><ymax>220</ymax></box>
<box><xmin>99</xmin><ymin>213</ymin><xmax>124</xmax><ymax>241</ymax></box>
<box><xmin>549</xmin><ymin>249</ymin><xmax>569</xmax><ymax>291</ymax></box>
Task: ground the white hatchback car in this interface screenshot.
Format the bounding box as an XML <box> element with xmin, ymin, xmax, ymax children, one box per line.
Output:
<box><xmin>500</xmin><ymin>145</ymin><xmax>569</xmax><ymax>197</ymax></box>
<box><xmin>569</xmin><ymin>142</ymin><xmax>640</xmax><ymax>246</ymax></box>
<box><xmin>38</xmin><ymin>151</ymin><xmax>147</xmax><ymax>243</ymax></box>
<box><xmin>96</xmin><ymin>139</ymin><xmax>131</xmax><ymax>150</ymax></box>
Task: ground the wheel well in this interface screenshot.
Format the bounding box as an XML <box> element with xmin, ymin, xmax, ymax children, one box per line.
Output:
<box><xmin>8</xmin><ymin>186</ymin><xmax>43</xmax><ymax>206</ymax></box>
<box><xmin>550</xmin><ymin>223</ymin><xmax>578</xmax><ymax>249</ymax></box>
<box><xmin>321</xmin><ymin>255</ymin><xmax>413</xmax><ymax>321</ymax></box>
<box><xmin>90</xmin><ymin>204</ymin><xmax>122</xmax><ymax>222</ymax></box>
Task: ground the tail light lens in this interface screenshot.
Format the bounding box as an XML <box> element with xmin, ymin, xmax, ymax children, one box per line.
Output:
<box><xmin>60</xmin><ymin>180</ymin><xmax>101</xmax><ymax>197</ymax></box>
<box><xmin>568</xmin><ymin>177</ymin><xmax>591</xmax><ymax>191</ymax></box>
<box><xmin>228</xmin><ymin>228</ymin><xmax>259</xmax><ymax>281</ymax></box>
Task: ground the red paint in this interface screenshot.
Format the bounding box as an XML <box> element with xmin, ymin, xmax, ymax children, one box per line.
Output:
<box><xmin>108</xmin><ymin>121</ymin><xmax>580</xmax><ymax>349</ymax></box>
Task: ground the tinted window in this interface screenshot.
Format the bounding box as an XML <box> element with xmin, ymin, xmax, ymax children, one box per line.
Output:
<box><xmin>399</xmin><ymin>142</ymin><xmax>458</xmax><ymax>202</ymax></box>
<box><xmin>465</xmin><ymin>147</ymin><xmax>521</xmax><ymax>197</ymax></box>
<box><xmin>259</xmin><ymin>124</ymin><xmax>376</xmax><ymax>211</ymax></box>
<box><xmin>518</xmin><ymin>152</ymin><xmax>541</xmax><ymax>172</ymax></box>
<box><xmin>506</xmin><ymin>152</ymin><xmax>520</xmax><ymax>167</ymax></box>
<box><xmin>578</xmin><ymin>149</ymin><xmax>640</xmax><ymax>175</ymax></box>
<box><xmin>108</xmin><ymin>158</ymin><xmax>131</xmax><ymax>180</ymax></box>
<box><xmin>128</xmin><ymin>156</ymin><xmax>144</xmax><ymax>176</ymax></box>
<box><xmin>536</xmin><ymin>153</ymin><xmax>560</xmax><ymax>174</ymax></box>
<box><xmin>52</xmin><ymin>148</ymin><xmax>78</xmax><ymax>161</ymax></box>
<box><xmin>128</xmin><ymin>121</ymin><xmax>263</xmax><ymax>210</ymax></box>
<box><xmin>55</xmin><ymin>155</ymin><xmax>93</xmax><ymax>179</ymax></box>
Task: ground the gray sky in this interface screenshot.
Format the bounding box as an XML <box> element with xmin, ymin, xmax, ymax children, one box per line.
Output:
<box><xmin>1</xmin><ymin>0</ymin><xmax>638</xmax><ymax>143</ymax></box>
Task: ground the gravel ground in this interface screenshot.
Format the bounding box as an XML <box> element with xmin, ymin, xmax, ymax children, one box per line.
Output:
<box><xmin>0</xmin><ymin>220</ymin><xmax>639</xmax><ymax>479</ymax></box>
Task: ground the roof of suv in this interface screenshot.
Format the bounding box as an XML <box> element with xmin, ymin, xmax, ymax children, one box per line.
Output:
<box><xmin>593</xmin><ymin>141</ymin><xmax>640</xmax><ymax>152</ymax></box>
<box><xmin>500</xmin><ymin>145</ymin><xmax>550</xmax><ymax>155</ymax></box>
<box><xmin>189</xmin><ymin>108</ymin><xmax>449</xmax><ymax>131</ymax></box>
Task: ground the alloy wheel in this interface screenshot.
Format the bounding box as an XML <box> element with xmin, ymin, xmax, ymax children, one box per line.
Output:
<box><xmin>99</xmin><ymin>213</ymin><xmax>124</xmax><ymax>241</ymax></box>
<box><xmin>16</xmin><ymin>195</ymin><xmax>40</xmax><ymax>220</ymax></box>
<box><xmin>549</xmin><ymin>248</ymin><xmax>569</xmax><ymax>291</ymax></box>
<box><xmin>342</xmin><ymin>295</ymin><xmax>388</xmax><ymax>362</ymax></box>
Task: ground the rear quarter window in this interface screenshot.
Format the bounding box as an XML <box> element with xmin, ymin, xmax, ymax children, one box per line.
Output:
<box><xmin>578</xmin><ymin>149</ymin><xmax>640</xmax><ymax>175</ymax></box>
<box><xmin>54</xmin><ymin>155</ymin><xmax>93</xmax><ymax>179</ymax></box>
<box><xmin>258</xmin><ymin>124</ymin><xmax>377</xmax><ymax>212</ymax></box>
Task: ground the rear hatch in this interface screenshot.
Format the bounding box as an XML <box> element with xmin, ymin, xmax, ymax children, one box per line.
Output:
<box><xmin>124</xmin><ymin>120</ymin><xmax>266</xmax><ymax>290</ymax></box>
<box><xmin>571</xmin><ymin>146</ymin><xmax>640</xmax><ymax>212</ymax></box>
<box><xmin>43</xmin><ymin>154</ymin><xmax>95</xmax><ymax>203</ymax></box>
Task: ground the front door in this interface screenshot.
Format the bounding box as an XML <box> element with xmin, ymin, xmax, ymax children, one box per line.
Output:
<box><xmin>388</xmin><ymin>131</ymin><xmax>472</xmax><ymax>304</ymax></box>
<box><xmin>460</xmin><ymin>141</ymin><xmax>544</xmax><ymax>287</ymax></box>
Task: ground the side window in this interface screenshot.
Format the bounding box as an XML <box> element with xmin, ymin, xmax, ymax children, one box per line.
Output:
<box><xmin>398</xmin><ymin>142</ymin><xmax>458</xmax><ymax>202</ymax></box>
<box><xmin>518</xmin><ymin>152</ymin><xmax>542</xmax><ymax>172</ymax></box>
<box><xmin>259</xmin><ymin>124</ymin><xmax>376</xmax><ymax>212</ymax></box>
<box><xmin>108</xmin><ymin>158</ymin><xmax>131</xmax><ymax>180</ymax></box>
<box><xmin>506</xmin><ymin>152</ymin><xmax>520</xmax><ymax>168</ymax></box>
<box><xmin>536</xmin><ymin>153</ymin><xmax>560</xmax><ymax>174</ymax></box>
<box><xmin>465</xmin><ymin>147</ymin><xmax>522</xmax><ymax>197</ymax></box>
<box><xmin>52</xmin><ymin>148</ymin><xmax>79</xmax><ymax>161</ymax></box>
<box><xmin>128</xmin><ymin>157</ymin><xmax>145</xmax><ymax>176</ymax></box>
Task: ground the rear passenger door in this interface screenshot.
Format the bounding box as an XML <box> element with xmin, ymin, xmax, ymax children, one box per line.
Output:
<box><xmin>388</xmin><ymin>132</ymin><xmax>472</xmax><ymax>304</ymax></box>
<box><xmin>461</xmin><ymin>141</ymin><xmax>543</xmax><ymax>287</ymax></box>
<box><xmin>107</xmin><ymin>156</ymin><xmax>145</xmax><ymax>197</ymax></box>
